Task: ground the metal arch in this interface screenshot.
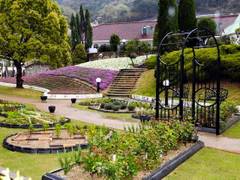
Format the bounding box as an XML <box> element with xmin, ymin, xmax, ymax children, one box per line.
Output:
<box><xmin>155</xmin><ymin>32</ymin><xmax>186</xmax><ymax>120</ymax></box>
<box><xmin>183</xmin><ymin>28</ymin><xmax>221</xmax><ymax>135</ymax></box>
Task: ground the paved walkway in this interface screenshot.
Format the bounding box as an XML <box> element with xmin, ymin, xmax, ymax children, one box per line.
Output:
<box><xmin>1</xmin><ymin>95</ymin><xmax>240</xmax><ymax>154</ymax></box>
<box><xmin>0</xmin><ymin>95</ymin><xmax>138</xmax><ymax>130</ymax></box>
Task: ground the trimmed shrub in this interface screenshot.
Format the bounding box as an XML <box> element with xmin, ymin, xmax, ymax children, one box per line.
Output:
<box><xmin>112</xmin><ymin>105</ymin><xmax>120</xmax><ymax>111</ymax></box>
<box><xmin>104</xmin><ymin>103</ymin><xmax>112</xmax><ymax>110</ymax></box>
<box><xmin>128</xmin><ymin>105</ymin><xmax>135</xmax><ymax>111</ymax></box>
<box><xmin>144</xmin><ymin>45</ymin><xmax>240</xmax><ymax>82</ymax></box>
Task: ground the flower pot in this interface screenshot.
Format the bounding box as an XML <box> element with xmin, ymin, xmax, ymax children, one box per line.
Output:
<box><xmin>48</xmin><ymin>106</ymin><xmax>56</xmax><ymax>113</ymax></box>
<box><xmin>41</xmin><ymin>96</ymin><xmax>47</xmax><ymax>102</ymax></box>
<box><xmin>71</xmin><ymin>98</ymin><xmax>77</xmax><ymax>104</ymax></box>
<box><xmin>140</xmin><ymin>115</ymin><xmax>151</xmax><ymax>122</ymax></box>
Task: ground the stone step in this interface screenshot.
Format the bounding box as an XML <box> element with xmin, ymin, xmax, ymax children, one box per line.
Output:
<box><xmin>106</xmin><ymin>68</ymin><xmax>145</xmax><ymax>98</ymax></box>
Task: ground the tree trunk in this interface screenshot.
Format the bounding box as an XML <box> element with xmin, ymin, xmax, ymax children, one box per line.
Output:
<box><xmin>14</xmin><ymin>60</ymin><xmax>24</xmax><ymax>88</ymax></box>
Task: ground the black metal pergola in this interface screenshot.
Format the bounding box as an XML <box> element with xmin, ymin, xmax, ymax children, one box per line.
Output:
<box><xmin>155</xmin><ymin>28</ymin><xmax>225</xmax><ymax>135</ymax></box>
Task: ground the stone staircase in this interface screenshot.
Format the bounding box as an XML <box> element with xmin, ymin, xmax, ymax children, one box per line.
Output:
<box><xmin>106</xmin><ymin>68</ymin><xmax>145</xmax><ymax>97</ymax></box>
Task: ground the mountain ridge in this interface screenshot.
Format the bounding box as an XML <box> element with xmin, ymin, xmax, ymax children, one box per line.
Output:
<box><xmin>58</xmin><ymin>0</ymin><xmax>240</xmax><ymax>23</ymax></box>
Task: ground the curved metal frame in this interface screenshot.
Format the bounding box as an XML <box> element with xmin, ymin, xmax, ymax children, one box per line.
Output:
<box><xmin>156</xmin><ymin>28</ymin><xmax>222</xmax><ymax>135</ymax></box>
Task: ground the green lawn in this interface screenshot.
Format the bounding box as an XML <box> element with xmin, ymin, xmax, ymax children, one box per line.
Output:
<box><xmin>0</xmin><ymin>86</ymin><xmax>42</xmax><ymax>99</ymax></box>
<box><xmin>166</xmin><ymin>148</ymin><xmax>240</xmax><ymax>180</ymax></box>
<box><xmin>0</xmin><ymin>120</ymin><xmax>90</xmax><ymax>180</ymax></box>
<box><xmin>223</xmin><ymin>121</ymin><xmax>240</xmax><ymax>139</ymax></box>
<box><xmin>73</xmin><ymin>104</ymin><xmax>138</xmax><ymax>123</ymax></box>
<box><xmin>0</xmin><ymin>128</ymin><xmax>59</xmax><ymax>180</ymax></box>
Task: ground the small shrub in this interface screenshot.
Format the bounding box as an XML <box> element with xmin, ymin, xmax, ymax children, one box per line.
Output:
<box><xmin>220</xmin><ymin>101</ymin><xmax>238</xmax><ymax>122</ymax></box>
<box><xmin>55</xmin><ymin>124</ymin><xmax>62</xmax><ymax>138</ymax></box>
<box><xmin>128</xmin><ymin>105</ymin><xmax>135</xmax><ymax>111</ymax></box>
<box><xmin>100</xmin><ymin>103</ymin><xmax>105</xmax><ymax>109</ymax></box>
<box><xmin>112</xmin><ymin>105</ymin><xmax>120</xmax><ymax>111</ymax></box>
<box><xmin>43</xmin><ymin>123</ymin><xmax>50</xmax><ymax>131</ymax></box>
<box><xmin>120</xmin><ymin>103</ymin><xmax>127</xmax><ymax>110</ymax></box>
<box><xmin>104</xmin><ymin>103</ymin><xmax>112</xmax><ymax>110</ymax></box>
<box><xmin>58</xmin><ymin>154</ymin><xmax>73</xmax><ymax>175</ymax></box>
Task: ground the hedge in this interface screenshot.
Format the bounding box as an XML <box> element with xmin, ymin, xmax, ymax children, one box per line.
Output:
<box><xmin>145</xmin><ymin>45</ymin><xmax>240</xmax><ymax>82</ymax></box>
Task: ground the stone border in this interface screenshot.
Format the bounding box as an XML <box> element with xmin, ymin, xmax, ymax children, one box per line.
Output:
<box><xmin>143</xmin><ymin>141</ymin><xmax>204</xmax><ymax>180</ymax></box>
<box><xmin>3</xmin><ymin>132</ymin><xmax>88</xmax><ymax>154</ymax></box>
<box><xmin>42</xmin><ymin>141</ymin><xmax>204</xmax><ymax>180</ymax></box>
<box><xmin>0</xmin><ymin>82</ymin><xmax>103</xmax><ymax>100</ymax></box>
<box><xmin>0</xmin><ymin>118</ymin><xmax>71</xmax><ymax>129</ymax></box>
<box><xmin>88</xmin><ymin>106</ymin><xmax>135</xmax><ymax>114</ymax></box>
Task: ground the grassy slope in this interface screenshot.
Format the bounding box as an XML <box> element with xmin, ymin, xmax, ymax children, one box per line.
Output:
<box><xmin>132</xmin><ymin>70</ymin><xmax>156</xmax><ymax>97</ymax></box>
<box><xmin>0</xmin><ymin>86</ymin><xmax>42</xmax><ymax>99</ymax></box>
<box><xmin>223</xmin><ymin>121</ymin><xmax>240</xmax><ymax>139</ymax></box>
<box><xmin>166</xmin><ymin>148</ymin><xmax>240</xmax><ymax>180</ymax></box>
<box><xmin>133</xmin><ymin>70</ymin><xmax>240</xmax><ymax>104</ymax></box>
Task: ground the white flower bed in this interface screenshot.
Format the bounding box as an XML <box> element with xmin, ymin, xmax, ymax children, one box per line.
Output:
<box><xmin>77</xmin><ymin>55</ymin><xmax>150</xmax><ymax>70</ymax></box>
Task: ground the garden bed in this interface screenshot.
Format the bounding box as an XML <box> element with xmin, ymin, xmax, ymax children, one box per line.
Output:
<box><xmin>89</xmin><ymin>106</ymin><xmax>135</xmax><ymax>114</ymax></box>
<box><xmin>42</xmin><ymin>121</ymin><xmax>197</xmax><ymax>180</ymax></box>
<box><xmin>43</xmin><ymin>142</ymin><xmax>203</xmax><ymax>180</ymax></box>
<box><xmin>0</xmin><ymin>100</ymin><xmax>70</xmax><ymax>128</ymax></box>
<box><xmin>3</xmin><ymin>129</ymin><xmax>88</xmax><ymax>154</ymax></box>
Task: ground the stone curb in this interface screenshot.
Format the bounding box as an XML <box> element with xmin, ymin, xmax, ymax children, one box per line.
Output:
<box><xmin>3</xmin><ymin>133</ymin><xmax>88</xmax><ymax>154</ymax></box>
<box><xmin>0</xmin><ymin>118</ymin><xmax>70</xmax><ymax>129</ymax></box>
<box><xmin>143</xmin><ymin>141</ymin><xmax>204</xmax><ymax>180</ymax></box>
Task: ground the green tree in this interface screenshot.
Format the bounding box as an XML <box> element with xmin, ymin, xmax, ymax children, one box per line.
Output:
<box><xmin>178</xmin><ymin>0</ymin><xmax>197</xmax><ymax>32</ymax></box>
<box><xmin>72</xmin><ymin>44</ymin><xmax>87</xmax><ymax>65</ymax></box>
<box><xmin>79</xmin><ymin>5</ymin><xmax>85</xmax><ymax>43</ymax></box>
<box><xmin>0</xmin><ymin>0</ymin><xmax>71</xmax><ymax>88</ymax></box>
<box><xmin>197</xmin><ymin>17</ymin><xmax>217</xmax><ymax>35</ymax></box>
<box><xmin>85</xmin><ymin>9</ymin><xmax>93</xmax><ymax>50</ymax></box>
<box><xmin>154</xmin><ymin>0</ymin><xmax>178</xmax><ymax>46</ymax></box>
<box><xmin>110</xmin><ymin>34</ymin><xmax>121</xmax><ymax>52</ymax></box>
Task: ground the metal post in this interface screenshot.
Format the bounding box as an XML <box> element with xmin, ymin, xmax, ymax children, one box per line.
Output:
<box><xmin>155</xmin><ymin>54</ymin><xmax>160</xmax><ymax>120</ymax></box>
<box><xmin>179</xmin><ymin>54</ymin><xmax>184</xmax><ymax>121</ymax></box>
<box><xmin>97</xmin><ymin>82</ymin><xmax>100</xmax><ymax>93</ymax></box>
<box><xmin>165</xmin><ymin>87</ymin><xmax>169</xmax><ymax>107</ymax></box>
<box><xmin>216</xmin><ymin>55</ymin><xmax>221</xmax><ymax>135</ymax></box>
<box><xmin>192</xmin><ymin>49</ymin><xmax>196</xmax><ymax>122</ymax></box>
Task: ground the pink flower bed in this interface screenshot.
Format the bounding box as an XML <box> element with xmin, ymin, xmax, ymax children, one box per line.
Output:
<box><xmin>0</xmin><ymin>66</ymin><xmax>119</xmax><ymax>90</ymax></box>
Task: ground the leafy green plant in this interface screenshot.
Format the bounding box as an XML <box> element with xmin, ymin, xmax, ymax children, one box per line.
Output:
<box><xmin>55</xmin><ymin>124</ymin><xmax>62</xmax><ymax>138</ymax></box>
<box><xmin>28</xmin><ymin>123</ymin><xmax>34</xmax><ymax>134</ymax></box>
<box><xmin>104</xmin><ymin>103</ymin><xmax>112</xmax><ymax>110</ymax></box>
<box><xmin>128</xmin><ymin>105</ymin><xmax>135</xmax><ymax>111</ymax></box>
<box><xmin>73</xmin><ymin>148</ymin><xmax>83</xmax><ymax>165</ymax></box>
<box><xmin>43</xmin><ymin>123</ymin><xmax>50</xmax><ymax>131</ymax></box>
<box><xmin>58</xmin><ymin>154</ymin><xmax>73</xmax><ymax>175</ymax></box>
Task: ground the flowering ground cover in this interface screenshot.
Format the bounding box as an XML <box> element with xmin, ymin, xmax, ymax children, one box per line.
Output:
<box><xmin>0</xmin><ymin>66</ymin><xmax>119</xmax><ymax>93</ymax></box>
<box><xmin>78</xmin><ymin>56</ymin><xmax>149</xmax><ymax>70</ymax></box>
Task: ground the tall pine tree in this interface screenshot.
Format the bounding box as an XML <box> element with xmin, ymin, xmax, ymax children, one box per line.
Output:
<box><xmin>85</xmin><ymin>9</ymin><xmax>93</xmax><ymax>50</ymax></box>
<box><xmin>178</xmin><ymin>0</ymin><xmax>197</xmax><ymax>32</ymax></box>
<box><xmin>153</xmin><ymin>0</ymin><xmax>178</xmax><ymax>47</ymax></box>
<box><xmin>69</xmin><ymin>5</ymin><xmax>92</xmax><ymax>50</ymax></box>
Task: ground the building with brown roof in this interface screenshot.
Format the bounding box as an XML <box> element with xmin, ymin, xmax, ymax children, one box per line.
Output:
<box><xmin>92</xmin><ymin>14</ymin><xmax>239</xmax><ymax>46</ymax></box>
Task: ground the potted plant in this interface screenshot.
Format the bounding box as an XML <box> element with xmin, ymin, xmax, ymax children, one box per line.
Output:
<box><xmin>48</xmin><ymin>106</ymin><xmax>56</xmax><ymax>113</ymax></box>
<box><xmin>40</xmin><ymin>96</ymin><xmax>47</xmax><ymax>102</ymax></box>
<box><xmin>71</xmin><ymin>98</ymin><xmax>77</xmax><ymax>104</ymax></box>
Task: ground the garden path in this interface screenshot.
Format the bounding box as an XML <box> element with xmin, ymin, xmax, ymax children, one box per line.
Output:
<box><xmin>0</xmin><ymin>95</ymin><xmax>137</xmax><ymax>130</ymax></box>
<box><xmin>1</xmin><ymin>95</ymin><xmax>240</xmax><ymax>154</ymax></box>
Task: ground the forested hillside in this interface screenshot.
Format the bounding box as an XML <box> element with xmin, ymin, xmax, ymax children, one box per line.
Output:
<box><xmin>58</xmin><ymin>0</ymin><xmax>240</xmax><ymax>22</ymax></box>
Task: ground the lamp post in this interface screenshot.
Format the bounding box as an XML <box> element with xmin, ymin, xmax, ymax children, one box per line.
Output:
<box><xmin>96</xmin><ymin>77</ymin><xmax>102</xmax><ymax>93</ymax></box>
<box><xmin>163</xmin><ymin>80</ymin><xmax>170</xmax><ymax>107</ymax></box>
